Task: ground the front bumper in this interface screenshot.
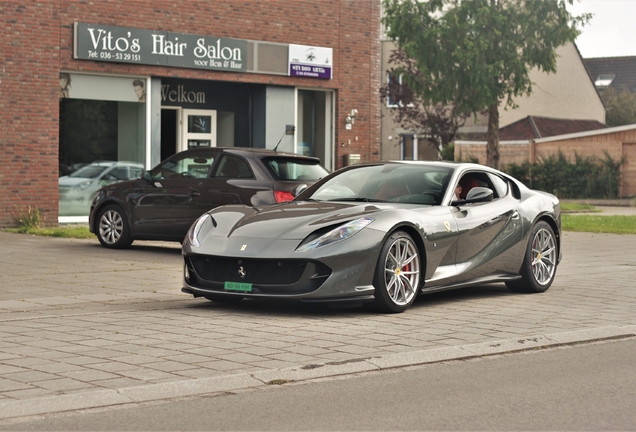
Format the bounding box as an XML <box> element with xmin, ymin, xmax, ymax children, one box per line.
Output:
<box><xmin>181</xmin><ymin>228</ymin><xmax>386</xmax><ymax>302</ymax></box>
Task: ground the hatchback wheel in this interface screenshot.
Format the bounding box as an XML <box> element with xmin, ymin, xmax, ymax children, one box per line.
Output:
<box><xmin>97</xmin><ymin>205</ymin><xmax>133</xmax><ymax>249</ymax></box>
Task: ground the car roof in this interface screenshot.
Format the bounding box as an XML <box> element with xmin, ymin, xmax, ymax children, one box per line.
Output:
<box><xmin>89</xmin><ymin>161</ymin><xmax>144</xmax><ymax>167</ymax></box>
<box><xmin>355</xmin><ymin>160</ymin><xmax>493</xmax><ymax>171</ymax></box>
<box><xmin>179</xmin><ymin>147</ymin><xmax>321</xmax><ymax>162</ymax></box>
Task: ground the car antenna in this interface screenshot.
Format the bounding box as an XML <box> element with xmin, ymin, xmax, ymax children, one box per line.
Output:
<box><xmin>273</xmin><ymin>125</ymin><xmax>296</xmax><ymax>152</ymax></box>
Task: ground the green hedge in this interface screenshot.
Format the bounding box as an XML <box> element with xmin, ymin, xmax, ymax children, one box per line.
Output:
<box><xmin>504</xmin><ymin>151</ymin><xmax>623</xmax><ymax>199</ymax></box>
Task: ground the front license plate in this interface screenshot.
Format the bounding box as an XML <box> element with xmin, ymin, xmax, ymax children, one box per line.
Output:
<box><xmin>224</xmin><ymin>281</ymin><xmax>252</xmax><ymax>292</ymax></box>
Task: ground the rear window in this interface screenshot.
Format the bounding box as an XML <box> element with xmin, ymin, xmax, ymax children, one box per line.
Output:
<box><xmin>264</xmin><ymin>158</ymin><xmax>329</xmax><ymax>181</ymax></box>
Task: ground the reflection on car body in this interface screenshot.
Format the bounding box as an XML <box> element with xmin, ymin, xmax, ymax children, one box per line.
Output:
<box><xmin>182</xmin><ymin>161</ymin><xmax>562</xmax><ymax>313</ymax></box>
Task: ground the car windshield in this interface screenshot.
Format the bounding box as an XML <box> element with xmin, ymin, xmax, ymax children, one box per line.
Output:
<box><xmin>307</xmin><ymin>164</ymin><xmax>454</xmax><ymax>205</ymax></box>
<box><xmin>68</xmin><ymin>165</ymin><xmax>110</xmax><ymax>179</ymax></box>
<box><xmin>264</xmin><ymin>157</ymin><xmax>329</xmax><ymax>181</ymax></box>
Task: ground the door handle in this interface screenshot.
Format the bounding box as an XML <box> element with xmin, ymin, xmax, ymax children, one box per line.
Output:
<box><xmin>189</xmin><ymin>191</ymin><xmax>201</xmax><ymax>197</ymax></box>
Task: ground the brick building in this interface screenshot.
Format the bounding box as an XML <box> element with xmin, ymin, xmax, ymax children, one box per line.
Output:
<box><xmin>0</xmin><ymin>1</ymin><xmax>381</xmax><ymax>227</ymax></box>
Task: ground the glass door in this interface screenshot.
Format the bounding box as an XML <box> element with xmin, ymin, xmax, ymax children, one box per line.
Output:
<box><xmin>296</xmin><ymin>89</ymin><xmax>334</xmax><ymax>171</ymax></box>
<box><xmin>181</xmin><ymin>109</ymin><xmax>217</xmax><ymax>151</ymax></box>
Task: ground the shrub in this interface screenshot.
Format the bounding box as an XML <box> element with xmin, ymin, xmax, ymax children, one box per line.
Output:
<box><xmin>504</xmin><ymin>150</ymin><xmax>623</xmax><ymax>199</ymax></box>
<box><xmin>12</xmin><ymin>206</ymin><xmax>43</xmax><ymax>232</ymax></box>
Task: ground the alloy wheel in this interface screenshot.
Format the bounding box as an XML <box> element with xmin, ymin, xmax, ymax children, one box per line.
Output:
<box><xmin>99</xmin><ymin>209</ymin><xmax>124</xmax><ymax>245</ymax></box>
<box><xmin>531</xmin><ymin>227</ymin><xmax>557</xmax><ymax>285</ymax></box>
<box><xmin>383</xmin><ymin>237</ymin><xmax>420</xmax><ymax>306</ymax></box>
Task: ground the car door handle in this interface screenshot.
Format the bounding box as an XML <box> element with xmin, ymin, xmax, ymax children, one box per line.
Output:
<box><xmin>189</xmin><ymin>191</ymin><xmax>201</xmax><ymax>197</ymax></box>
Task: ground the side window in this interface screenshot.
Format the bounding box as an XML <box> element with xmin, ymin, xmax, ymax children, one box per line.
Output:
<box><xmin>109</xmin><ymin>167</ymin><xmax>130</xmax><ymax>180</ymax></box>
<box><xmin>213</xmin><ymin>155</ymin><xmax>253</xmax><ymax>179</ymax></box>
<box><xmin>153</xmin><ymin>154</ymin><xmax>215</xmax><ymax>179</ymax></box>
<box><xmin>488</xmin><ymin>174</ymin><xmax>509</xmax><ymax>198</ymax></box>
<box><xmin>456</xmin><ymin>172</ymin><xmax>497</xmax><ymax>200</ymax></box>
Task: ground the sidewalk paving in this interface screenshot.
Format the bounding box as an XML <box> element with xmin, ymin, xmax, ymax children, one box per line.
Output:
<box><xmin>0</xmin><ymin>230</ymin><xmax>635</xmax><ymax>421</ymax></box>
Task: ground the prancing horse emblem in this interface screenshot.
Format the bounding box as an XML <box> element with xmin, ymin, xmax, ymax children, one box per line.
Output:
<box><xmin>444</xmin><ymin>220</ymin><xmax>451</xmax><ymax>232</ymax></box>
<box><xmin>238</xmin><ymin>266</ymin><xmax>246</xmax><ymax>279</ymax></box>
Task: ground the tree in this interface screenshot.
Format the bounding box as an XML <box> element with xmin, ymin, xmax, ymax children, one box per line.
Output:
<box><xmin>601</xmin><ymin>87</ymin><xmax>636</xmax><ymax>127</ymax></box>
<box><xmin>382</xmin><ymin>0</ymin><xmax>589</xmax><ymax>169</ymax></box>
<box><xmin>381</xmin><ymin>48</ymin><xmax>469</xmax><ymax>159</ymax></box>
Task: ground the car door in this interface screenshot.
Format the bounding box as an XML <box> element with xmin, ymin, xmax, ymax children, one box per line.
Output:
<box><xmin>450</xmin><ymin>171</ymin><xmax>522</xmax><ymax>282</ymax></box>
<box><xmin>132</xmin><ymin>151</ymin><xmax>218</xmax><ymax>239</ymax></box>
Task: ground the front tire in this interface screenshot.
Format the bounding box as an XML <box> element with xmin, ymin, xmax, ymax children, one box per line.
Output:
<box><xmin>369</xmin><ymin>231</ymin><xmax>421</xmax><ymax>313</ymax></box>
<box><xmin>96</xmin><ymin>205</ymin><xmax>133</xmax><ymax>249</ymax></box>
<box><xmin>506</xmin><ymin>221</ymin><xmax>557</xmax><ymax>293</ymax></box>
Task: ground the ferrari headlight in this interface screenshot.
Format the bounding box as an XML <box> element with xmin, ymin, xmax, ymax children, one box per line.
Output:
<box><xmin>188</xmin><ymin>213</ymin><xmax>211</xmax><ymax>247</ymax></box>
<box><xmin>296</xmin><ymin>217</ymin><xmax>373</xmax><ymax>252</ymax></box>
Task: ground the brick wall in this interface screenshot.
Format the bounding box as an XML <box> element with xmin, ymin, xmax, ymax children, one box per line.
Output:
<box><xmin>0</xmin><ymin>0</ymin><xmax>381</xmax><ymax>227</ymax></box>
<box><xmin>454</xmin><ymin>127</ymin><xmax>636</xmax><ymax>197</ymax></box>
<box><xmin>1</xmin><ymin>2</ymin><xmax>61</xmax><ymax>227</ymax></box>
<box><xmin>455</xmin><ymin>142</ymin><xmax>530</xmax><ymax>165</ymax></box>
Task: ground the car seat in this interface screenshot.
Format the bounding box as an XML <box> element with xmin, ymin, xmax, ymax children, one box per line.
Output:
<box><xmin>458</xmin><ymin>177</ymin><xmax>479</xmax><ymax>200</ymax></box>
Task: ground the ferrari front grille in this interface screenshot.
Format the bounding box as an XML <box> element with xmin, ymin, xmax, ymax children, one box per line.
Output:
<box><xmin>188</xmin><ymin>255</ymin><xmax>329</xmax><ymax>286</ymax></box>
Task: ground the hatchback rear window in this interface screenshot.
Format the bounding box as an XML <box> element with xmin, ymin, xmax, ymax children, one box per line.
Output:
<box><xmin>264</xmin><ymin>158</ymin><xmax>329</xmax><ymax>181</ymax></box>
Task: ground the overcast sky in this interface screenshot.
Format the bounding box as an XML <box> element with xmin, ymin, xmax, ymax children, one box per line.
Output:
<box><xmin>568</xmin><ymin>0</ymin><xmax>636</xmax><ymax>58</ymax></box>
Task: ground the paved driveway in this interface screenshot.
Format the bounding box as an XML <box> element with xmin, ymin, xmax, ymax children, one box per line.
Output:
<box><xmin>0</xmin><ymin>230</ymin><xmax>635</xmax><ymax>420</ymax></box>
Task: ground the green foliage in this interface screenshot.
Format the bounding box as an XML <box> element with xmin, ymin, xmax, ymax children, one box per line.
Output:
<box><xmin>440</xmin><ymin>142</ymin><xmax>455</xmax><ymax>161</ymax></box>
<box><xmin>12</xmin><ymin>206</ymin><xmax>43</xmax><ymax>232</ymax></box>
<box><xmin>504</xmin><ymin>151</ymin><xmax>623</xmax><ymax>199</ymax></box>
<box><xmin>382</xmin><ymin>0</ymin><xmax>590</xmax><ymax>167</ymax></box>
<box><xmin>382</xmin><ymin>0</ymin><xmax>589</xmax><ymax>116</ymax></box>
<box><xmin>601</xmin><ymin>87</ymin><xmax>636</xmax><ymax>127</ymax></box>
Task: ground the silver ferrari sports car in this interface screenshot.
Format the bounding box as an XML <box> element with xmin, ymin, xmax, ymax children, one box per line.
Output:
<box><xmin>182</xmin><ymin>161</ymin><xmax>561</xmax><ymax>313</ymax></box>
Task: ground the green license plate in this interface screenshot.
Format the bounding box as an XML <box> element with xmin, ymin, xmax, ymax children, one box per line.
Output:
<box><xmin>224</xmin><ymin>281</ymin><xmax>252</xmax><ymax>292</ymax></box>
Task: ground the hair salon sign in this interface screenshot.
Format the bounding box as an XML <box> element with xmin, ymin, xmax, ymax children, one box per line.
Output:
<box><xmin>74</xmin><ymin>23</ymin><xmax>247</xmax><ymax>73</ymax></box>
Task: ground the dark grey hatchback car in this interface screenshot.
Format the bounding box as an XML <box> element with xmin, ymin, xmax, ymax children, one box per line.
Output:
<box><xmin>89</xmin><ymin>147</ymin><xmax>329</xmax><ymax>248</ymax></box>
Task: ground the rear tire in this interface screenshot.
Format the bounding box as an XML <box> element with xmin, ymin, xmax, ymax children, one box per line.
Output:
<box><xmin>506</xmin><ymin>221</ymin><xmax>557</xmax><ymax>293</ymax></box>
<box><xmin>96</xmin><ymin>205</ymin><xmax>133</xmax><ymax>249</ymax></box>
<box><xmin>369</xmin><ymin>231</ymin><xmax>421</xmax><ymax>313</ymax></box>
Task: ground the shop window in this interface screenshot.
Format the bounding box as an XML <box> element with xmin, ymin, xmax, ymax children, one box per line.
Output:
<box><xmin>59</xmin><ymin>73</ymin><xmax>147</xmax><ymax>219</ymax></box>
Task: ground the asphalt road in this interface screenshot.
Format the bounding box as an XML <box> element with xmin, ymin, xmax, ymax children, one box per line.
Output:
<box><xmin>1</xmin><ymin>338</ymin><xmax>634</xmax><ymax>431</ymax></box>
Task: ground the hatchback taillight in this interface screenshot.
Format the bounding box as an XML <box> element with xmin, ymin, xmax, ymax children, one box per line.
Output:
<box><xmin>274</xmin><ymin>190</ymin><xmax>294</xmax><ymax>203</ymax></box>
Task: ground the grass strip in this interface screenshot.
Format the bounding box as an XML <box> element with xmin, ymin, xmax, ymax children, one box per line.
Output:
<box><xmin>5</xmin><ymin>226</ymin><xmax>94</xmax><ymax>239</ymax></box>
<box><xmin>561</xmin><ymin>214</ymin><xmax>636</xmax><ymax>235</ymax></box>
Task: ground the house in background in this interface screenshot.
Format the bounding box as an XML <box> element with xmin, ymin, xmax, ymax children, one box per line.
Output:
<box><xmin>379</xmin><ymin>40</ymin><xmax>441</xmax><ymax>162</ymax></box>
<box><xmin>455</xmin><ymin>115</ymin><xmax>607</xmax><ymax>165</ymax></box>
<box><xmin>584</xmin><ymin>56</ymin><xmax>636</xmax><ymax>93</ymax></box>
<box><xmin>381</xmin><ymin>41</ymin><xmax>606</xmax><ymax>161</ymax></box>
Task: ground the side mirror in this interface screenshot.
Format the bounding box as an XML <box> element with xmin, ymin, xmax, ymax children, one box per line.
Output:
<box><xmin>143</xmin><ymin>170</ymin><xmax>152</xmax><ymax>181</ymax></box>
<box><xmin>293</xmin><ymin>184</ymin><xmax>308</xmax><ymax>197</ymax></box>
<box><xmin>465</xmin><ymin>187</ymin><xmax>494</xmax><ymax>203</ymax></box>
<box><xmin>451</xmin><ymin>187</ymin><xmax>494</xmax><ymax>206</ymax></box>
